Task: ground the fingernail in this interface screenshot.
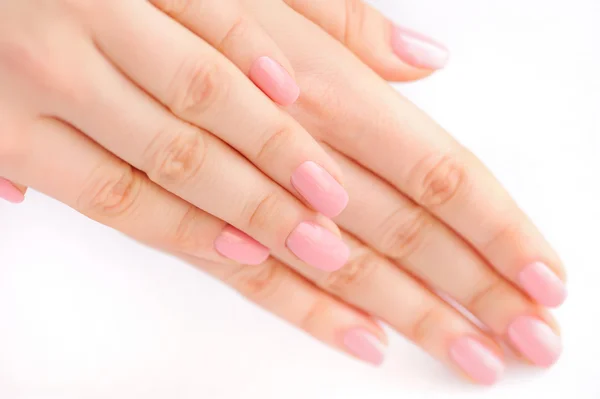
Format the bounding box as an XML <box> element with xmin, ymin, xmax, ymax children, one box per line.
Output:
<box><xmin>449</xmin><ymin>337</ymin><xmax>504</xmax><ymax>385</ymax></box>
<box><xmin>519</xmin><ymin>262</ymin><xmax>567</xmax><ymax>307</ymax></box>
<box><xmin>0</xmin><ymin>178</ymin><xmax>25</xmax><ymax>204</ymax></box>
<box><xmin>286</xmin><ymin>222</ymin><xmax>349</xmax><ymax>271</ymax></box>
<box><xmin>508</xmin><ymin>316</ymin><xmax>562</xmax><ymax>367</ymax></box>
<box><xmin>342</xmin><ymin>328</ymin><xmax>385</xmax><ymax>366</ymax></box>
<box><xmin>291</xmin><ymin>161</ymin><xmax>349</xmax><ymax>218</ymax></box>
<box><xmin>214</xmin><ymin>225</ymin><xmax>270</xmax><ymax>265</ymax></box>
<box><xmin>249</xmin><ymin>56</ymin><xmax>300</xmax><ymax>106</ymax></box>
<box><xmin>391</xmin><ymin>25</ymin><xmax>449</xmax><ymax>70</ymax></box>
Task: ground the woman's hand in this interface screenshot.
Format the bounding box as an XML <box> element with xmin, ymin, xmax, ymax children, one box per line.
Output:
<box><xmin>1</xmin><ymin>0</ymin><xmax>567</xmax><ymax>386</ymax></box>
<box><xmin>0</xmin><ymin>0</ymin><xmax>355</xmax><ymax>272</ymax></box>
<box><xmin>177</xmin><ymin>0</ymin><xmax>564</xmax><ymax>385</ymax></box>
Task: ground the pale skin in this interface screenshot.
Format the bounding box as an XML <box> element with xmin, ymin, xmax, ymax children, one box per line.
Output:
<box><xmin>0</xmin><ymin>0</ymin><xmax>567</xmax><ymax>386</ymax></box>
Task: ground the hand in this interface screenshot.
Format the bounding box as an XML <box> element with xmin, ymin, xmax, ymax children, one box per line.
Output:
<box><xmin>182</xmin><ymin>0</ymin><xmax>565</xmax><ymax>385</ymax></box>
<box><xmin>2</xmin><ymin>0</ymin><xmax>567</xmax><ymax>386</ymax></box>
<box><xmin>0</xmin><ymin>0</ymin><xmax>354</xmax><ymax>273</ymax></box>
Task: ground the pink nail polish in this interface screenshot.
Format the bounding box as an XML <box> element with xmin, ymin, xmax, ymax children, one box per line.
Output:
<box><xmin>449</xmin><ymin>337</ymin><xmax>504</xmax><ymax>385</ymax></box>
<box><xmin>214</xmin><ymin>225</ymin><xmax>270</xmax><ymax>265</ymax></box>
<box><xmin>391</xmin><ymin>26</ymin><xmax>449</xmax><ymax>70</ymax></box>
<box><xmin>508</xmin><ymin>316</ymin><xmax>562</xmax><ymax>367</ymax></box>
<box><xmin>342</xmin><ymin>328</ymin><xmax>385</xmax><ymax>366</ymax></box>
<box><xmin>286</xmin><ymin>222</ymin><xmax>349</xmax><ymax>271</ymax></box>
<box><xmin>249</xmin><ymin>56</ymin><xmax>300</xmax><ymax>106</ymax></box>
<box><xmin>519</xmin><ymin>262</ymin><xmax>567</xmax><ymax>307</ymax></box>
<box><xmin>0</xmin><ymin>178</ymin><xmax>24</xmax><ymax>204</ymax></box>
<box><xmin>291</xmin><ymin>161</ymin><xmax>349</xmax><ymax>218</ymax></box>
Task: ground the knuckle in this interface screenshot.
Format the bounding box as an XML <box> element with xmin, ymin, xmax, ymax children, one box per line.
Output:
<box><xmin>244</xmin><ymin>191</ymin><xmax>284</xmax><ymax>233</ymax></box>
<box><xmin>413</xmin><ymin>154</ymin><xmax>468</xmax><ymax>209</ymax></box>
<box><xmin>407</xmin><ymin>306</ymin><xmax>446</xmax><ymax>346</ymax></box>
<box><xmin>299</xmin><ymin>299</ymin><xmax>333</xmax><ymax>334</ymax></box>
<box><xmin>168</xmin><ymin>59</ymin><xmax>227</xmax><ymax>117</ymax></box>
<box><xmin>170</xmin><ymin>205</ymin><xmax>206</xmax><ymax>254</ymax></box>
<box><xmin>343</xmin><ymin>0</ymin><xmax>368</xmax><ymax>44</ymax></box>
<box><xmin>230</xmin><ymin>261</ymin><xmax>286</xmax><ymax>302</ymax></box>
<box><xmin>321</xmin><ymin>249</ymin><xmax>380</xmax><ymax>296</ymax></box>
<box><xmin>255</xmin><ymin>125</ymin><xmax>297</xmax><ymax>165</ymax></box>
<box><xmin>464</xmin><ymin>278</ymin><xmax>510</xmax><ymax>314</ymax></box>
<box><xmin>217</xmin><ymin>16</ymin><xmax>251</xmax><ymax>52</ymax></box>
<box><xmin>78</xmin><ymin>162</ymin><xmax>142</xmax><ymax>219</ymax></box>
<box><xmin>145</xmin><ymin>127</ymin><xmax>208</xmax><ymax>187</ymax></box>
<box><xmin>377</xmin><ymin>206</ymin><xmax>430</xmax><ymax>261</ymax></box>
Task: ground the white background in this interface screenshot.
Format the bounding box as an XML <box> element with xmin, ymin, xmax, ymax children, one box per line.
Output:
<box><xmin>1</xmin><ymin>0</ymin><xmax>599</xmax><ymax>398</ymax></box>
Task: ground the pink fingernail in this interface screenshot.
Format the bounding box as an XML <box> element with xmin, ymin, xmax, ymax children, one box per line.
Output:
<box><xmin>449</xmin><ymin>337</ymin><xmax>504</xmax><ymax>385</ymax></box>
<box><xmin>249</xmin><ymin>56</ymin><xmax>300</xmax><ymax>106</ymax></box>
<box><xmin>286</xmin><ymin>222</ymin><xmax>349</xmax><ymax>271</ymax></box>
<box><xmin>519</xmin><ymin>262</ymin><xmax>567</xmax><ymax>307</ymax></box>
<box><xmin>0</xmin><ymin>178</ymin><xmax>24</xmax><ymax>204</ymax></box>
<box><xmin>342</xmin><ymin>328</ymin><xmax>385</xmax><ymax>366</ymax></box>
<box><xmin>391</xmin><ymin>26</ymin><xmax>449</xmax><ymax>70</ymax></box>
<box><xmin>214</xmin><ymin>225</ymin><xmax>270</xmax><ymax>265</ymax></box>
<box><xmin>291</xmin><ymin>161</ymin><xmax>349</xmax><ymax>218</ymax></box>
<box><xmin>508</xmin><ymin>316</ymin><xmax>562</xmax><ymax>367</ymax></box>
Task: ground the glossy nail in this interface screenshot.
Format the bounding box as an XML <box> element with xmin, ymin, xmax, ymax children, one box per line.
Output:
<box><xmin>508</xmin><ymin>316</ymin><xmax>562</xmax><ymax>367</ymax></box>
<box><xmin>291</xmin><ymin>161</ymin><xmax>349</xmax><ymax>218</ymax></box>
<box><xmin>215</xmin><ymin>225</ymin><xmax>270</xmax><ymax>265</ymax></box>
<box><xmin>0</xmin><ymin>178</ymin><xmax>24</xmax><ymax>204</ymax></box>
<box><xmin>249</xmin><ymin>56</ymin><xmax>300</xmax><ymax>106</ymax></box>
<box><xmin>286</xmin><ymin>222</ymin><xmax>349</xmax><ymax>271</ymax></box>
<box><xmin>391</xmin><ymin>25</ymin><xmax>449</xmax><ymax>70</ymax></box>
<box><xmin>449</xmin><ymin>337</ymin><xmax>504</xmax><ymax>385</ymax></box>
<box><xmin>519</xmin><ymin>262</ymin><xmax>567</xmax><ymax>307</ymax></box>
<box><xmin>342</xmin><ymin>328</ymin><xmax>385</xmax><ymax>366</ymax></box>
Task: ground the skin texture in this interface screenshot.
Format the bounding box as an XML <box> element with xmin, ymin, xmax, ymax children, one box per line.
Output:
<box><xmin>0</xmin><ymin>0</ymin><xmax>567</xmax><ymax>385</ymax></box>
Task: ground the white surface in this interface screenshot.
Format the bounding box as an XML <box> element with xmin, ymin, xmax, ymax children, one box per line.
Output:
<box><xmin>1</xmin><ymin>0</ymin><xmax>599</xmax><ymax>398</ymax></box>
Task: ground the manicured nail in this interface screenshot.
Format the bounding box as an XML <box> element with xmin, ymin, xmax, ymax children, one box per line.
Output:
<box><xmin>214</xmin><ymin>225</ymin><xmax>270</xmax><ymax>265</ymax></box>
<box><xmin>0</xmin><ymin>178</ymin><xmax>24</xmax><ymax>204</ymax></box>
<box><xmin>249</xmin><ymin>56</ymin><xmax>300</xmax><ymax>106</ymax></box>
<box><xmin>508</xmin><ymin>316</ymin><xmax>562</xmax><ymax>367</ymax></box>
<box><xmin>391</xmin><ymin>25</ymin><xmax>449</xmax><ymax>70</ymax></box>
<box><xmin>449</xmin><ymin>337</ymin><xmax>504</xmax><ymax>385</ymax></box>
<box><xmin>286</xmin><ymin>222</ymin><xmax>349</xmax><ymax>271</ymax></box>
<box><xmin>342</xmin><ymin>328</ymin><xmax>385</xmax><ymax>366</ymax></box>
<box><xmin>519</xmin><ymin>262</ymin><xmax>567</xmax><ymax>307</ymax></box>
<box><xmin>291</xmin><ymin>161</ymin><xmax>349</xmax><ymax>218</ymax></box>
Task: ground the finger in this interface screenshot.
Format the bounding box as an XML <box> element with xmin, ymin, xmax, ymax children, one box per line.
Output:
<box><xmin>33</xmin><ymin>39</ymin><xmax>348</xmax><ymax>272</ymax></box>
<box><xmin>0</xmin><ymin>177</ymin><xmax>26</xmax><ymax>203</ymax></box>
<box><xmin>257</xmin><ymin>6</ymin><xmax>567</xmax><ymax>307</ymax></box>
<box><xmin>180</xmin><ymin>253</ymin><xmax>388</xmax><ymax>367</ymax></box>
<box><xmin>282</xmin><ymin>0</ymin><xmax>449</xmax><ymax>81</ymax></box>
<box><xmin>150</xmin><ymin>0</ymin><xmax>299</xmax><ymax>105</ymax></box>
<box><xmin>0</xmin><ymin>116</ymin><xmax>269</xmax><ymax>265</ymax></box>
<box><xmin>284</xmin><ymin>233</ymin><xmax>505</xmax><ymax>385</ymax></box>
<box><xmin>90</xmin><ymin>1</ymin><xmax>349</xmax><ymax>218</ymax></box>
<box><xmin>329</xmin><ymin>148</ymin><xmax>562</xmax><ymax>368</ymax></box>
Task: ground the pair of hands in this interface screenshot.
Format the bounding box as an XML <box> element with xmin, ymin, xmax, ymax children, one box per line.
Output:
<box><xmin>0</xmin><ymin>0</ymin><xmax>567</xmax><ymax>385</ymax></box>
